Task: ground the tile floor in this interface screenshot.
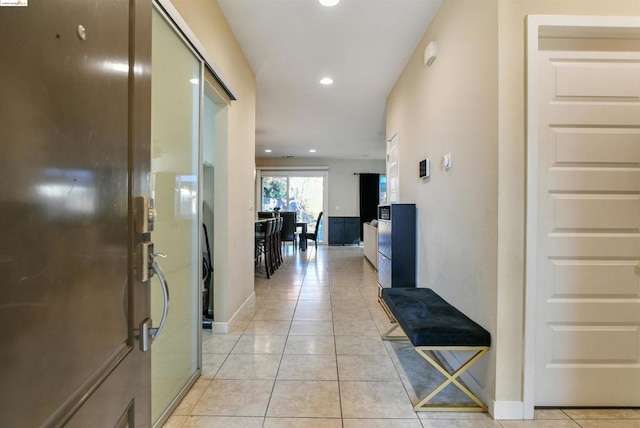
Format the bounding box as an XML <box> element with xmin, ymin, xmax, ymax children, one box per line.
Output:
<box><xmin>165</xmin><ymin>246</ymin><xmax>640</xmax><ymax>428</ymax></box>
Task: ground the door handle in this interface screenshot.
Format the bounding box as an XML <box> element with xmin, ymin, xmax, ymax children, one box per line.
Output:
<box><xmin>139</xmin><ymin>242</ymin><xmax>167</xmax><ymax>282</ymax></box>
<box><xmin>137</xmin><ymin>248</ymin><xmax>170</xmax><ymax>352</ymax></box>
<box><xmin>149</xmin><ymin>261</ymin><xmax>170</xmax><ymax>342</ymax></box>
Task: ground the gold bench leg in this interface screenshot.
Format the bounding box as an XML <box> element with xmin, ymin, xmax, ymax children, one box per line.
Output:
<box><xmin>381</xmin><ymin>323</ymin><xmax>408</xmax><ymax>341</ymax></box>
<box><xmin>413</xmin><ymin>347</ymin><xmax>489</xmax><ymax>412</ymax></box>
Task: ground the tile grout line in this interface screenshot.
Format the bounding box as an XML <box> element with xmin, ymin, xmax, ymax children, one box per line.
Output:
<box><xmin>261</xmin><ymin>244</ymin><xmax>306</xmax><ymax>425</ymax></box>
<box><xmin>327</xmin><ymin>256</ymin><xmax>346</xmax><ymax>425</ymax></box>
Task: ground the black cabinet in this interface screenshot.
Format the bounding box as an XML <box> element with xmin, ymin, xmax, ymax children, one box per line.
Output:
<box><xmin>377</xmin><ymin>204</ymin><xmax>415</xmax><ymax>289</ymax></box>
<box><xmin>344</xmin><ymin>218</ymin><xmax>360</xmax><ymax>244</ymax></box>
<box><xmin>328</xmin><ymin>216</ymin><xmax>360</xmax><ymax>245</ymax></box>
<box><xmin>328</xmin><ymin>217</ymin><xmax>343</xmax><ymax>244</ymax></box>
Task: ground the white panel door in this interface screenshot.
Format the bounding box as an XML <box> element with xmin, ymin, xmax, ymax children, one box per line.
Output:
<box><xmin>535</xmin><ymin>49</ymin><xmax>640</xmax><ymax>406</ymax></box>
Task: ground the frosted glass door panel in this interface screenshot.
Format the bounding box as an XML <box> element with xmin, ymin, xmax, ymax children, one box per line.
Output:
<box><xmin>151</xmin><ymin>8</ymin><xmax>201</xmax><ymax>424</ymax></box>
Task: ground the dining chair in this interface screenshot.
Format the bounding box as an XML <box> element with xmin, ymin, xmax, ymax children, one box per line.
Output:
<box><xmin>274</xmin><ymin>216</ymin><xmax>283</xmax><ymax>268</ymax></box>
<box><xmin>306</xmin><ymin>211</ymin><xmax>323</xmax><ymax>250</ymax></box>
<box><xmin>255</xmin><ymin>218</ymin><xmax>276</xmax><ymax>279</ymax></box>
<box><xmin>279</xmin><ymin>211</ymin><xmax>297</xmax><ymax>251</ymax></box>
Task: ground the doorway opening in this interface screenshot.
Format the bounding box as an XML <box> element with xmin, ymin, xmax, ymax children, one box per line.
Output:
<box><xmin>202</xmin><ymin>72</ymin><xmax>230</xmax><ymax>329</ymax></box>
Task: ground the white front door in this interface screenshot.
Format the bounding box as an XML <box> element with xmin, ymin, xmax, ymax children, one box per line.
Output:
<box><xmin>534</xmin><ymin>46</ymin><xmax>640</xmax><ymax>406</ymax></box>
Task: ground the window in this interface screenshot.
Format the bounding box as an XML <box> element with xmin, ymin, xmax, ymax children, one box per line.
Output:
<box><xmin>379</xmin><ymin>174</ymin><xmax>387</xmax><ymax>205</ymax></box>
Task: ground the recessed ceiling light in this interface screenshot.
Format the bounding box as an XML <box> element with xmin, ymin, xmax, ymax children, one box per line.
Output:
<box><xmin>319</xmin><ymin>0</ymin><xmax>340</xmax><ymax>6</ymax></box>
<box><xmin>309</xmin><ymin>149</ymin><xmax>316</xmax><ymax>153</ymax></box>
<box><xmin>319</xmin><ymin>77</ymin><xmax>333</xmax><ymax>85</ymax></box>
<box><xmin>265</xmin><ymin>149</ymin><xmax>272</xmax><ymax>153</ymax></box>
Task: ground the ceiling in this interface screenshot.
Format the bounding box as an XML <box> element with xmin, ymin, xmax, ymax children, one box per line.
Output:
<box><xmin>217</xmin><ymin>0</ymin><xmax>443</xmax><ymax>160</ymax></box>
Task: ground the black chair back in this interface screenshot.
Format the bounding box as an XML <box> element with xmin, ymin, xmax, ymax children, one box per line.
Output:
<box><xmin>264</xmin><ymin>218</ymin><xmax>274</xmax><ymax>236</ymax></box>
<box><xmin>258</xmin><ymin>211</ymin><xmax>274</xmax><ymax>219</ymax></box>
<box><xmin>280</xmin><ymin>211</ymin><xmax>296</xmax><ymax>242</ymax></box>
<box><xmin>312</xmin><ymin>211</ymin><xmax>323</xmax><ymax>233</ymax></box>
<box><xmin>306</xmin><ymin>211</ymin><xmax>323</xmax><ymax>250</ymax></box>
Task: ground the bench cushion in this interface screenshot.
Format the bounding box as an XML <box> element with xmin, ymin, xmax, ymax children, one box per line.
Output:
<box><xmin>381</xmin><ymin>288</ymin><xmax>490</xmax><ymax>347</ymax></box>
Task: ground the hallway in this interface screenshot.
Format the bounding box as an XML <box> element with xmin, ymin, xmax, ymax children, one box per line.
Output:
<box><xmin>165</xmin><ymin>246</ymin><xmax>640</xmax><ymax>428</ymax></box>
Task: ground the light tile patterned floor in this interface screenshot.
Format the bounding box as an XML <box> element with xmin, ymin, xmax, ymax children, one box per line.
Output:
<box><xmin>165</xmin><ymin>246</ymin><xmax>640</xmax><ymax>428</ymax></box>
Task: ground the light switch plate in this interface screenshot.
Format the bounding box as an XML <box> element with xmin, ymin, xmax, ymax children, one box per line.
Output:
<box><xmin>441</xmin><ymin>153</ymin><xmax>452</xmax><ymax>171</ymax></box>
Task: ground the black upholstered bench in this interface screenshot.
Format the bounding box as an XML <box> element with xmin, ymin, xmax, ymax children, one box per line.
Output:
<box><xmin>380</xmin><ymin>287</ymin><xmax>491</xmax><ymax>412</ymax></box>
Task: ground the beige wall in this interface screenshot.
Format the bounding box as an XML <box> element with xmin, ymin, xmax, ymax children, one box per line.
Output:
<box><xmin>256</xmin><ymin>157</ymin><xmax>386</xmax><ymax>217</ymax></box>
<box><xmin>170</xmin><ymin>0</ymin><xmax>256</xmax><ymax>324</ymax></box>
<box><xmin>388</xmin><ymin>0</ymin><xmax>640</xmax><ymax>414</ymax></box>
<box><xmin>387</xmin><ymin>0</ymin><xmax>500</xmax><ymax>402</ymax></box>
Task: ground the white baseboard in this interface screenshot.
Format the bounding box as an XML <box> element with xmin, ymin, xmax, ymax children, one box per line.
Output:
<box><xmin>491</xmin><ymin>400</ymin><xmax>525</xmax><ymax>420</ymax></box>
<box><xmin>211</xmin><ymin>322</ymin><xmax>228</xmax><ymax>334</ymax></box>
<box><xmin>211</xmin><ymin>291</ymin><xmax>256</xmax><ymax>334</ymax></box>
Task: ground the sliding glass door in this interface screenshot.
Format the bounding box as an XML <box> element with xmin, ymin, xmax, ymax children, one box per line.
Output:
<box><xmin>260</xmin><ymin>173</ymin><xmax>326</xmax><ymax>242</ymax></box>
<box><xmin>151</xmin><ymin>7</ymin><xmax>201</xmax><ymax>425</ymax></box>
